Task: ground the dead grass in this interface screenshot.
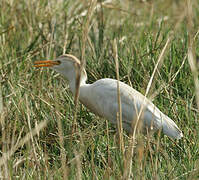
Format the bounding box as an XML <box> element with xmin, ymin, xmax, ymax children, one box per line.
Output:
<box><xmin>0</xmin><ymin>0</ymin><xmax>199</xmax><ymax>179</ymax></box>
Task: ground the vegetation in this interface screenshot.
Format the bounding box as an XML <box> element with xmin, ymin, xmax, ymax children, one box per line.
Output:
<box><xmin>0</xmin><ymin>0</ymin><xmax>199</xmax><ymax>179</ymax></box>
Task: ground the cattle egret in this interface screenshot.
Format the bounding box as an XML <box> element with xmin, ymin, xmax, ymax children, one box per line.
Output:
<box><xmin>34</xmin><ymin>54</ymin><xmax>183</xmax><ymax>139</ymax></box>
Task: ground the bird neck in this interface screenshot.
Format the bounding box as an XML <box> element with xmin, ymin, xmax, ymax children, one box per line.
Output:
<box><xmin>68</xmin><ymin>70</ymin><xmax>88</xmax><ymax>95</ymax></box>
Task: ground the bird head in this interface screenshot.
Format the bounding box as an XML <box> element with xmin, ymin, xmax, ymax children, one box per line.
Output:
<box><xmin>34</xmin><ymin>54</ymin><xmax>87</xmax><ymax>92</ymax></box>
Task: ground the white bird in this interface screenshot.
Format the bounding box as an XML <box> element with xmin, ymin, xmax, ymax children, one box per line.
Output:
<box><xmin>34</xmin><ymin>54</ymin><xmax>183</xmax><ymax>139</ymax></box>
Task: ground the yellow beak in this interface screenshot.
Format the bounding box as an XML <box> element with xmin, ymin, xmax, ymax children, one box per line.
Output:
<box><xmin>34</xmin><ymin>60</ymin><xmax>60</xmax><ymax>67</ymax></box>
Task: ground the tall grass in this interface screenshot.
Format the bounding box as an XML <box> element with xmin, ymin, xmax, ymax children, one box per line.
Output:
<box><xmin>0</xmin><ymin>0</ymin><xmax>199</xmax><ymax>179</ymax></box>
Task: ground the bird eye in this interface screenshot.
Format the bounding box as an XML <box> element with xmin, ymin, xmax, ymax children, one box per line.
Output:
<box><xmin>56</xmin><ymin>60</ymin><xmax>61</xmax><ymax>64</ymax></box>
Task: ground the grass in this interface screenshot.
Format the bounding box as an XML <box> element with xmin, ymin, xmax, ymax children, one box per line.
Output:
<box><xmin>0</xmin><ymin>0</ymin><xmax>199</xmax><ymax>179</ymax></box>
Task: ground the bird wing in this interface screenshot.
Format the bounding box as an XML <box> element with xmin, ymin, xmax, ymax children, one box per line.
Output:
<box><xmin>86</xmin><ymin>78</ymin><xmax>158</xmax><ymax>125</ymax></box>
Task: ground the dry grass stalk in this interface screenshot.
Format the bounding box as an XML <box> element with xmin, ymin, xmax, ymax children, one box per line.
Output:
<box><xmin>1</xmin><ymin>93</ymin><xmax>9</xmax><ymax>178</ymax></box>
<box><xmin>91</xmin><ymin>143</ymin><xmax>96</xmax><ymax>180</ymax></box>
<box><xmin>74</xmin><ymin>150</ymin><xmax>82</xmax><ymax>180</ymax></box>
<box><xmin>72</xmin><ymin>0</ymin><xmax>97</xmax><ymax>134</ymax></box>
<box><xmin>105</xmin><ymin>120</ymin><xmax>111</xmax><ymax>179</ymax></box>
<box><xmin>113</xmin><ymin>38</ymin><xmax>125</xmax><ymax>155</ymax></box>
<box><xmin>25</xmin><ymin>94</ymin><xmax>39</xmax><ymax>166</ymax></box>
<box><xmin>57</xmin><ymin>118</ymin><xmax>68</xmax><ymax>179</ymax></box>
<box><xmin>56</xmin><ymin>102</ymin><xmax>68</xmax><ymax>179</ymax></box>
<box><xmin>0</xmin><ymin>83</ymin><xmax>3</xmax><ymax>114</ymax></box>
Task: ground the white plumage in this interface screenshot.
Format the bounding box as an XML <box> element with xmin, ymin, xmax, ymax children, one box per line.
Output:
<box><xmin>34</xmin><ymin>54</ymin><xmax>183</xmax><ymax>139</ymax></box>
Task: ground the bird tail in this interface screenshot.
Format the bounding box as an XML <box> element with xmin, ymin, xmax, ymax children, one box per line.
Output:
<box><xmin>162</xmin><ymin>116</ymin><xmax>183</xmax><ymax>140</ymax></box>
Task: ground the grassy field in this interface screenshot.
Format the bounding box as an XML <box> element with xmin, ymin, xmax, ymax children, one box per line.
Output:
<box><xmin>0</xmin><ymin>0</ymin><xmax>199</xmax><ymax>179</ymax></box>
